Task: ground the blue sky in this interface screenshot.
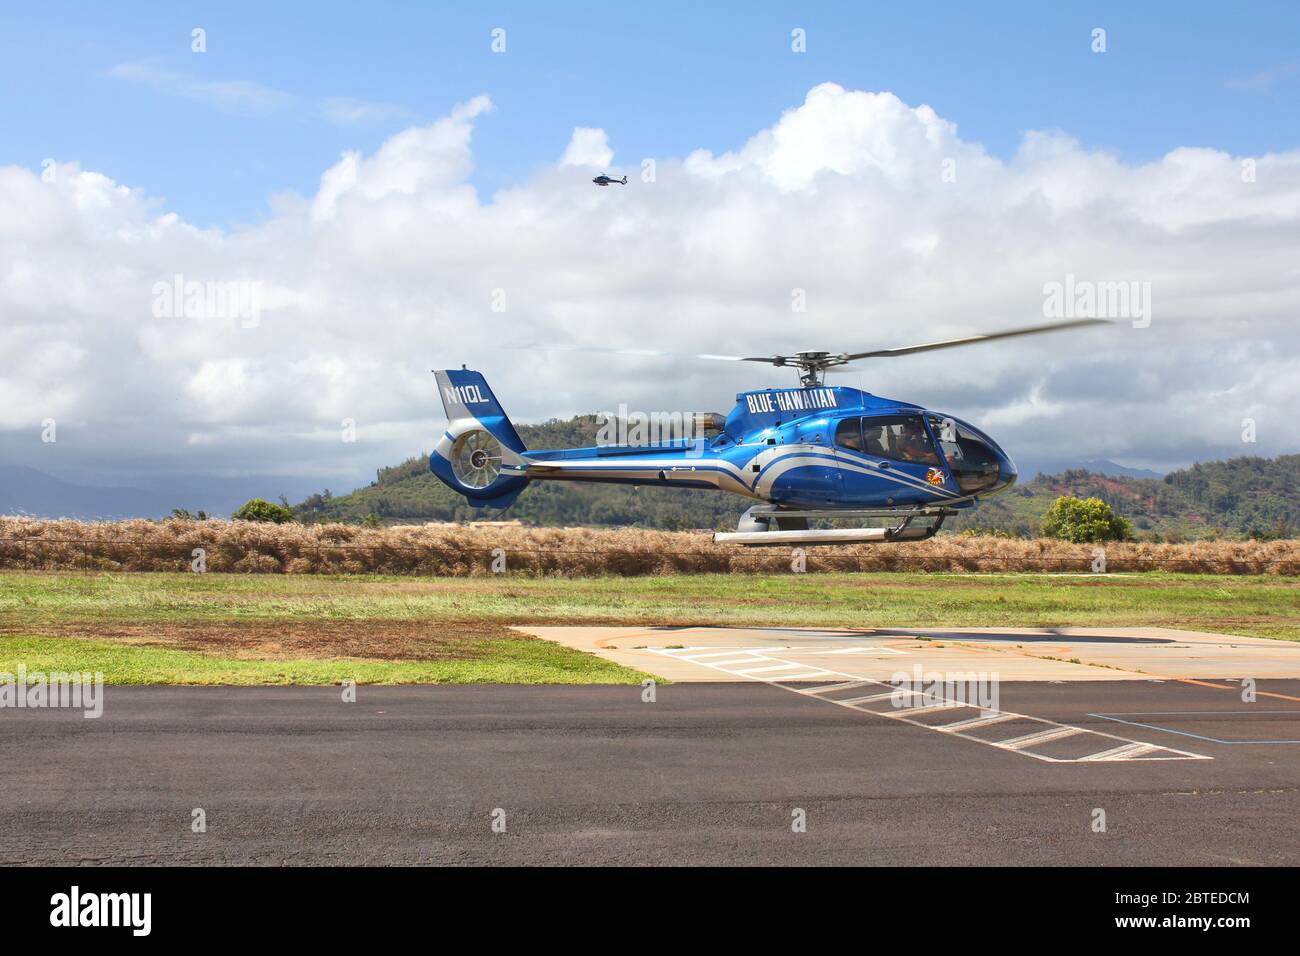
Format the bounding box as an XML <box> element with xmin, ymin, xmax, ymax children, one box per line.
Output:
<box><xmin>4</xmin><ymin>1</ymin><xmax>1298</xmax><ymax>227</ymax></box>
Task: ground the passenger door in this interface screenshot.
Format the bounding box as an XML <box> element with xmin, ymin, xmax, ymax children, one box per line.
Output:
<box><xmin>859</xmin><ymin>415</ymin><xmax>945</xmax><ymax>505</ymax></box>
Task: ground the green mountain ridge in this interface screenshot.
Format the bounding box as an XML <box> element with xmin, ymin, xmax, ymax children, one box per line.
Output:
<box><xmin>292</xmin><ymin>417</ymin><xmax>1300</xmax><ymax>541</ymax></box>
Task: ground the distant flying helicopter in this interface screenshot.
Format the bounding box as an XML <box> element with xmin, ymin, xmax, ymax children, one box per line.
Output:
<box><xmin>430</xmin><ymin>318</ymin><xmax>1109</xmax><ymax>545</ymax></box>
<box><xmin>592</xmin><ymin>173</ymin><xmax>628</xmax><ymax>186</ymax></box>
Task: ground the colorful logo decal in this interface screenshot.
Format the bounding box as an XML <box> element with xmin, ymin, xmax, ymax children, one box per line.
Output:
<box><xmin>925</xmin><ymin>467</ymin><xmax>945</xmax><ymax>486</ymax></box>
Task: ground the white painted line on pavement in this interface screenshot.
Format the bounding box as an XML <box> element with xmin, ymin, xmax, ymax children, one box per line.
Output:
<box><xmin>997</xmin><ymin>726</ymin><xmax>1085</xmax><ymax>750</ymax></box>
<box><xmin>937</xmin><ymin>712</ymin><xmax>1020</xmax><ymax>732</ymax></box>
<box><xmin>648</xmin><ymin>644</ymin><xmax>1211</xmax><ymax>764</ymax></box>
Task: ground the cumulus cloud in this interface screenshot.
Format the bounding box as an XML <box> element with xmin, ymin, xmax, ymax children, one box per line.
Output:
<box><xmin>3</xmin><ymin>82</ymin><xmax>1299</xmax><ymax>487</ymax></box>
<box><xmin>560</xmin><ymin>127</ymin><xmax>614</xmax><ymax>168</ymax></box>
<box><xmin>311</xmin><ymin>94</ymin><xmax>491</xmax><ymax>222</ymax></box>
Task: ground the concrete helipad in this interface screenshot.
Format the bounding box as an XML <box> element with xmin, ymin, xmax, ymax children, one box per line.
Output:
<box><xmin>514</xmin><ymin>625</ymin><xmax>1300</xmax><ymax>683</ymax></box>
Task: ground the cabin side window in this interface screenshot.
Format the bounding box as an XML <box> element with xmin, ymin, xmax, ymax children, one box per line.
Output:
<box><xmin>862</xmin><ymin>415</ymin><xmax>941</xmax><ymax>466</ymax></box>
<box><xmin>834</xmin><ymin>417</ymin><xmax>864</xmax><ymax>452</ymax></box>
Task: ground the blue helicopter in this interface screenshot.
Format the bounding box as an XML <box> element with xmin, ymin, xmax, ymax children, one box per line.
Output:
<box><xmin>591</xmin><ymin>173</ymin><xmax>628</xmax><ymax>186</ymax></box>
<box><xmin>430</xmin><ymin>318</ymin><xmax>1108</xmax><ymax>545</ymax></box>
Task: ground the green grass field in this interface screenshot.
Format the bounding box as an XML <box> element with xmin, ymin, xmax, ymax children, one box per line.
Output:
<box><xmin>0</xmin><ymin>634</ymin><xmax>642</xmax><ymax>685</ymax></box>
<box><xmin>0</xmin><ymin>570</ymin><xmax>1296</xmax><ymax>683</ymax></box>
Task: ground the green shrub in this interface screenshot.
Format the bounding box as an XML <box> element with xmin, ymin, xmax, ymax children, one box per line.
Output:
<box><xmin>1041</xmin><ymin>496</ymin><xmax>1132</xmax><ymax>543</ymax></box>
<box><xmin>231</xmin><ymin>498</ymin><xmax>295</xmax><ymax>524</ymax></box>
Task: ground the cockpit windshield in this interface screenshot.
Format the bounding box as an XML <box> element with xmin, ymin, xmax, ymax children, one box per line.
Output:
<box><xmin>929</xmin><ymin>415</ymin><xmax>1001</xmax><ymax>492</ymax></box>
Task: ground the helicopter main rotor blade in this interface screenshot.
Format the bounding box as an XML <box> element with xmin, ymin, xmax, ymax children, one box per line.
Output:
<box><xmin>843</xmin><ymin>318</ymin><xmax>1110</xmax><ymax>360</ymax></box>
<box><xmin>497</xmin><ymin>318</ymin><xmax>1108</xmax><ymax>378</ymax></box>
<box><xmin>506</xmin><ymin>343</ymin><xmax>757</xmax><ymax>362</ymax></box>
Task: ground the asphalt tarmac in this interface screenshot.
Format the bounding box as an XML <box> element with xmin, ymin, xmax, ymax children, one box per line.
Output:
<box><xmin>2</xmin><ymin>679</ymin><xmax>1297</xmax><ymax>865</ymax></box>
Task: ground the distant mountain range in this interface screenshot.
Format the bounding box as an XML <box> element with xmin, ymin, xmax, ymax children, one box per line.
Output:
<box><xmin>0</xmin><ymin>465</ymin><xmax>176</xmax><ymax>521</ymax></box>
<box><xmin>1016</xmin><ymin>458</ymin><xmax>1164</xmax><ymax>480</ymax></box>
<box><xmin>0</xmin><ymin>465</ymin><xmax>330</xmax><ymax>521</ymax></box>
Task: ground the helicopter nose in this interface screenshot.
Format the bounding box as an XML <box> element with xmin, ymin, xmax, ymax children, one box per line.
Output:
<box><xmin>995</xmin><ymin>451</ymin><xmax>1018</xmax><ymax>492</ymax></box>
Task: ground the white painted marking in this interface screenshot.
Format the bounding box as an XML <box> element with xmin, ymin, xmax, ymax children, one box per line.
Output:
<box><xmin>997</xmin><ymin>726</ymin><xmax>1085</xmax><ymax>750</ymax></box>
<box><xmin>775</xmin><ymin>672</ymin><xmax>833</xmax><ymax>680</ymax></box>
<box><xmin>1079</xmin><ymin>742</ymin><xmax>1163</xmax><ymax>762</ymax></box>
<box><xmin>683</xmin><ymin>647</ymin><xmax>787</xmax><ymax>660</ymax></box>
<box><xmin>734</xmin><ymin>663</ymin><xmax>813</xmax><ymax>675</ymax></box>
<box><xmin>645</xmin><ymin>646</ymin><xmax>1211</xmax><ymax>763</ymax></box>
<box><xmin>893</xmin><ymin>701</ymin><xmax>965</xmax><ymax>716</ymax></box>
<box><xmin>802</xmin><ymin>679</ymin><xmax>871</xmax><ymax>694</ymax></box>
<box><xmin>839</xmin><ymin>691</ymin><xmax>905</xmax><ymax>706</ymax></box>
<box><xmin>937</xmin><ymin>712</ymin><xmax>1019</xmax><ymax>733</ymax></box>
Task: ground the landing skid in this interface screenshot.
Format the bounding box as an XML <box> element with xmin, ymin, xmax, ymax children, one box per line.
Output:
<box><xmin>714</xmin><ymin>505</ymin><xmax>951</xmax><ymax>547</ymax></box>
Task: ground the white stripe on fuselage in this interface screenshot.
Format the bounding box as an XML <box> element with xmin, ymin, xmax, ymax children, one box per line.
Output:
<box><xmin>524</xmin><ymin>455</ymin><xmax>756</xmax><ymax>497</ymax></box>
<box><xmin>753</xmin><ymin>452</ymin><xmax>959</xmax><ymax>500</ymax></box>
<box><xmin>520</xmin><ymin>445</ymin><xmax>957</xmax><ymax>503</ymax></box>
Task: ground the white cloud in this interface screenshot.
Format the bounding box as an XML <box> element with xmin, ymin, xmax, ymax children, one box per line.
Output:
<box><xmin>1226</xmin><ymin>62</ymin><xmax>1298</xmax><ymax>92</ymax></box>
<box><xmin>320</xmin><ymin>96</ymin><xmax>411</xmax><ymax>126</ymax></box>
<box><xmin>108</xmin><ymin>62</ymin><xmax>295</xmax><ymax>115</ymax></box>
<box><xmin>561</xmin><ymin>127</ymin><xmax>614</xmax><ymax>167</ymax></box>
<box><xmin>110</xmin><ymin>62</ymin><xmax>408</xmax><ymax>127</ymax></box>
<box><xmin>3</xmin><ymin>82</ymin><xmax>1300</xmax><ymax>485</ymax></box>
<box><xmin>687</xmin><ymin>86</ymin><xmax>972</xmax><ymax>190</ymax></box>
<box><xmin>310</xmin><ymin>94</ymin><xmax>491</xmax><ymax>223</ymax></box>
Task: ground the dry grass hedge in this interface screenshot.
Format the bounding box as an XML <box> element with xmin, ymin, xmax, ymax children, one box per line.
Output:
<box><xmin>1</xmin><ymin>517</ymin><xmax>1298</xmax><ymax>576</ymax></box>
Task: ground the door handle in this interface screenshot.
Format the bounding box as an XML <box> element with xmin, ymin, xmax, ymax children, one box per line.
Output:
<box><xmin>878</xmin><ymin>461</ymin><xmax>891</xmax><ymax>470</ymax></box>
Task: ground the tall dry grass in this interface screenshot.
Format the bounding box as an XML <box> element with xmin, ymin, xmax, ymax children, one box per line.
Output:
<box><xmin>0</xmin><ymin>517</ymin><xmax>1297</xmax><ymax>576</ymax></box>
